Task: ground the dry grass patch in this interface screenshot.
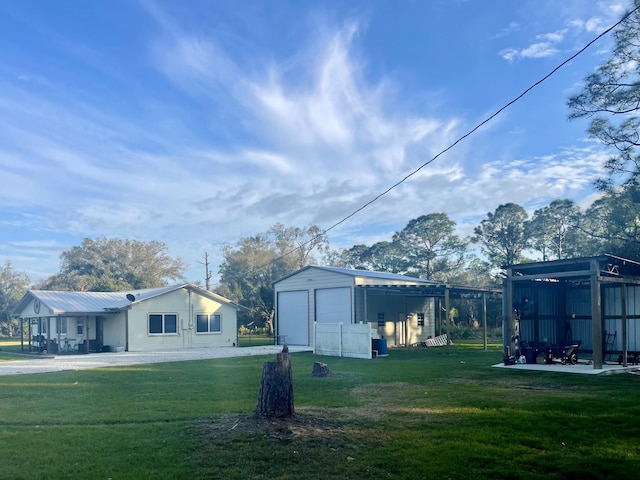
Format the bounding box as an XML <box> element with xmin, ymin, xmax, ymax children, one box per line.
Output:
<box><xmin>200</xmin><ymin>411</ymin><xmax>348</xmax><ymax>441</ymax></box>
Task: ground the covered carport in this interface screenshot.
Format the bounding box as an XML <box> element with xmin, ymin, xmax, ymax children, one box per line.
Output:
<box><xmin>356</xmin><ymin>283</ymin><xmax>501</xmax><ymax>351</ymax></box>
<box><xmin>503</xmin><ymin>254</ymin><xmax>640</xmax><ymax>370</ymax></box>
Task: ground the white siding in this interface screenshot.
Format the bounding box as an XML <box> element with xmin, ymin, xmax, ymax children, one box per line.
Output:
<box><xmin>127</xmin><ymin>288</ymin><xmax>237</xmax><ymax>351</ymax></box>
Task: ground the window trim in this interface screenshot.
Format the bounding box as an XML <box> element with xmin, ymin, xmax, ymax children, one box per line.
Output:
<box><xmin>148</xmin><ymin>313</ymin><xmax>179</xmax><ymax>336</ymax></box>
<box><xmin>196</xmin><ymin>313</ymin><xmax>222</xmax><ymax>334</ymax></box>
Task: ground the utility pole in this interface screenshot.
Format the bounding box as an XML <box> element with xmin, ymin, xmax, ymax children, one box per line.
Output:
<box><xmin>199</xmin><ymin>252</ymin><xmax>212</xmax><ymax>291</ymax></box>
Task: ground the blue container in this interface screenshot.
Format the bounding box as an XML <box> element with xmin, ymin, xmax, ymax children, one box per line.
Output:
<box><xmin>379</xmin><ymin>338</ymin><xmax>388</xmax><ymax>355</ymax></box>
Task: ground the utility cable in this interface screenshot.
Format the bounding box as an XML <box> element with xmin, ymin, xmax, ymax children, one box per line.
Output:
<box><xmin>252</xmin><ymin>4</ymin><xmax>640</xmax><ymax>271</ymax></box>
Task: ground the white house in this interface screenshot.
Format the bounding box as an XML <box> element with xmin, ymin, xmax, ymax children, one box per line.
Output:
<box><xmin>12</xmin><ymin>284</ymin><xmax>243</xmax><ymax>353</ymax></box>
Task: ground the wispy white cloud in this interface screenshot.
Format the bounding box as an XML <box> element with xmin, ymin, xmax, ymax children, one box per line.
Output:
<box><xmin>499</xmin><ymin>0</ymin><xmax>622</xmax><ymax>63</ymax></box>
<box><xmin>0</xmin><ymin>0</ymin><xmax>617</xmax><ymax>282</ymax></box>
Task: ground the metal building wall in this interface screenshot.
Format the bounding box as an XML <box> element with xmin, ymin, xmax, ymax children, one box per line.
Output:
<box><xmin>603</xmin><ymin>285</ymin><xmax>640</xmax><ymax>352</ymax></box>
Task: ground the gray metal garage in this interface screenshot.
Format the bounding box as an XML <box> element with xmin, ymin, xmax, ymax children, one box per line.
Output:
<box><xmin>274</xmin><ymin>266</ymin><xmax>498</xmax><ymax>349</ymax></box>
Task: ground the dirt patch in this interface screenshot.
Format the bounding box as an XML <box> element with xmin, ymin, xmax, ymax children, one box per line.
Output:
<box><xmin>201</xmin><ymin>412</ymin><xmax>348</xmax><ymax>440</ymax></box>
<box><xmin>516</xmin><ymin>383</ymin><xmax>564</xmax><ymax>391</ymax></box>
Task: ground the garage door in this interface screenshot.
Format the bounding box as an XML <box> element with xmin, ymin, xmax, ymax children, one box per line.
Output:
<box><xmin>277</xmin><ymin>290</ymin><xmax>309</xmax><ymax>345</ymax></box>
<box><xmin>316</xmin><ymin>287</ymin><xmax>351</xmax><ymax>324</ymax></box>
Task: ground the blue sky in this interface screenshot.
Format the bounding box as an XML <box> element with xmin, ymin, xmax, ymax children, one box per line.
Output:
<box><xmin>0</xmin><ymin>0</ymin><xmax>630</xmax><ymax>285</ymax></box>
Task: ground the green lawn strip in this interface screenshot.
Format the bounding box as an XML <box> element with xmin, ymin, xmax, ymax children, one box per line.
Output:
<box><xmin>236</xmin><ymin>334</ymin><xmax>276</xmax><ymax>347</ymax></box>
<box><xmin>0</xmin><ymin>422</ymin><xmax>200</xmax><ymax>480</ymax></box>
<box><xmin>0</xmin><ymin>337</ymin><xmax>32</xmax><ymax>361</ymax></box>
<box><xmin>1</xmin><ymin>346</ymin><xmax>639</xmax><ymax>479</ymax></box>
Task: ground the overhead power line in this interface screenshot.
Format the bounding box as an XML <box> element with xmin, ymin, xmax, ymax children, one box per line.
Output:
<box><xmin>257</xmin><ymin>4</ymin><xmax>640</xmax><ymax>270</ymax></box>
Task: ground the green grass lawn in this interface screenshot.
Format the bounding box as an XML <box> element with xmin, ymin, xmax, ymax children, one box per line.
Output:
<box><xmin>0</xmin><ymin>336</ymin><xmax>31</xmax><ymax>361</ymax></box>
<box><xmin>0</xmin><ymin>344</ymin><xmax>638</xmax><ymax>479</ymax></box>
<box><xmin>236</xmin><ymin>333</ymin><xmax>277</xmax><ymax>347</ymax></box>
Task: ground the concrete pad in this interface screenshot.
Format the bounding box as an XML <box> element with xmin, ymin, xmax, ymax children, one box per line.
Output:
<box><xmin>493</xmin><ymin>361</ymin><xmax>640</xmax><ymax>375</ymax></box>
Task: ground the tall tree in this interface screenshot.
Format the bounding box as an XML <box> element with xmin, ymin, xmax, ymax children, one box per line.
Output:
<box><xmin>392</xmin><ymin>213</ymin><xmax>468</xmax><ymax>281</ymax></box>
<box><xmin>567</xmin><ymin>1</ymin><xmax>640</xmax><ymax>190</ymax></box>
<box><xmin>473</xmin><ymin>203</ymin><xmax>530</xmax><ymax>267</ymax></box>
<box><xmin>580</xmin><ymin>185</ymin><xmax>640</xmax><ymax>259</ymax></box>
<box><xmin>218</xmin><ymin>224</ymin><xmax>330</xmax><ymax>333</ymax></box>
<box><xmin>526</xmin><ymin>199</ymin><xmax>583</xmax><ymax>260</ymax></box>
<box><xmin>0</xmin><ymin>261</ymin><xmax>30</xmax><ymax>336</ymax></box>
<box><xmin>448</xmin><ymin>256</ymin><xmax>501</xmax><ymax>289</ymax></box>
<box><xmin>36</xmin><ymin>237</ymin><xmax>185</xmax><ymax>291</ymax></box>
<box><xmin>337</xmin><ymin>241</ymin><xmax>408</xmax><ymax>273</ymax></box>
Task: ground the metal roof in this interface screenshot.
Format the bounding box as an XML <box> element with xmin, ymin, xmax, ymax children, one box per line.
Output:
<box><xmin>504</xmin><ymin>254</ymin><xmax>640</xmax><ymax>283</ymax></box>
<box><xmin>12</xmin><ymin>284</ymin><xmax>244</xmax><ymax>317</ymax></box>
<box><xmin>275</xmin><ymin>265</ymin><xmax>437</xmax><ymax>285</ymax></box>
<box><xmin>274</xmin><ymin>266</ymin><xmax>500</xmax><ymax>295</ymax></box>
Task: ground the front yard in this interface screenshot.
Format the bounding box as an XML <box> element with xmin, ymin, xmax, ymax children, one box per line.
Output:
<box><xmin>0</xmin><ymin>343</ymin><xmax>638</xmax><ymax>479</ymax></box>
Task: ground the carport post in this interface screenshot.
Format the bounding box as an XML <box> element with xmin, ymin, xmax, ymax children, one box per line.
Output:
<box><xmin>445</xmin><ymin>287</ymin><xmax>451</xmax><ymax>355</ymax></box>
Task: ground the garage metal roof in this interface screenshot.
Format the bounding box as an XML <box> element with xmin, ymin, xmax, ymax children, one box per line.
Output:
<box><xmin>275</xmin><ymin>266</ymin><xmax>500</xmax><ymax>295</ymax></box>
<box><xmin>309</xmin><ymin>266</ymin><xmax>436</xmax><ymax>284</ymax></box>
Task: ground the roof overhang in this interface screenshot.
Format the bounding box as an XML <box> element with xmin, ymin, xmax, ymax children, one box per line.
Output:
<box><xmin>356</xmin><ymin>283</ymin><xmax>500</xmax><ymax>297</ymax></box>
<box><xmin>504</xmin><ymin>254</ymin><xmax>640</xmax><ymax>286</ymax></box>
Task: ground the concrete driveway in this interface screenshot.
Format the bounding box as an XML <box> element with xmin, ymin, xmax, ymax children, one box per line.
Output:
<box><xmin>0</xmin><ymin>345</ymin><xmax>313</xmax><ymax>376</ymax></box>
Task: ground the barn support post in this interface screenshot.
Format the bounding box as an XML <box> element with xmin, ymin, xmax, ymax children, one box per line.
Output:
<box><xmin>503</xmin><ymin>269</ymin><xmax>514</xmax><ymax>357</ymax></box>
<box><xmin>482</xmin><ymin>292</ymin><xmax>487</xmax><ymax>352</ymax></box>
<box><xmin>621</xmin><ymin>283</ymin><xmax>628</xmax><ymax>367</ymax></box>
<box><xmin>591</xmin><ymin>261</ymin><xmax>603</xmax><ymax>369</ymax></box>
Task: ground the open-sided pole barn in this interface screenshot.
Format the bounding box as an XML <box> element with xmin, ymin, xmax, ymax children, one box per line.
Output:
<box><xmin>503</xmin><ymin>255</ymin><xmax>640</xmax><ymax>370</ymax></box>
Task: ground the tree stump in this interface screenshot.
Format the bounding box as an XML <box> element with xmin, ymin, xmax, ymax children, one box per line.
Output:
<box><xmin>311</xmin><ymin>361</ymin><xmax>331</xmax><ymax>377</ymax></box>
<box><xmin>256</xmin><ymin>345</ymin><xmax>294</xmax><ymax>418</ymax></box>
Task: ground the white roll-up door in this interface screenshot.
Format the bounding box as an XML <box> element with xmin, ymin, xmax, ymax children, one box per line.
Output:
<box><xmin>277</xmin><ymin>290</ymin><xmax>309</xmax><ymax>345</ymax></box>
<box><xmin>316</xmin><ymin>287</ymin><xmax>351</xmax><ymax>324</ymax></box>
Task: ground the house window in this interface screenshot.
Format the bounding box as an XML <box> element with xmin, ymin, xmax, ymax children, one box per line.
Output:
<box><xmin>77</xmin><ymin>321</ymin><xmax>84</xmax><ymax>335</ymax></box>
<box><xmin>196</xmin><ymin>313</ymin><xmax>221</xmax><ymax>334</ymax></box>
<box><xmin>58</xmin><ymin>319</ymin><xmax>68</xmax><ymax>335</ymax></box>
<box><xmin>377</xmin><ymin>312</ymin><xmax>385</xmax><ymax>327</ymax></box>
<box><xmin>41</xmin><ymin>319</ymin><xmax>47</xmax><ymax>334</ymax></box>
<box><xmin>148</xmin><ymin>314</ymin><xmax>178</xmax><ymax>335</ymax></box>
<box><xmin>417</xmin><ymin>313</ymin><xmax>425</xmax><ymax>327</ymax></box>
